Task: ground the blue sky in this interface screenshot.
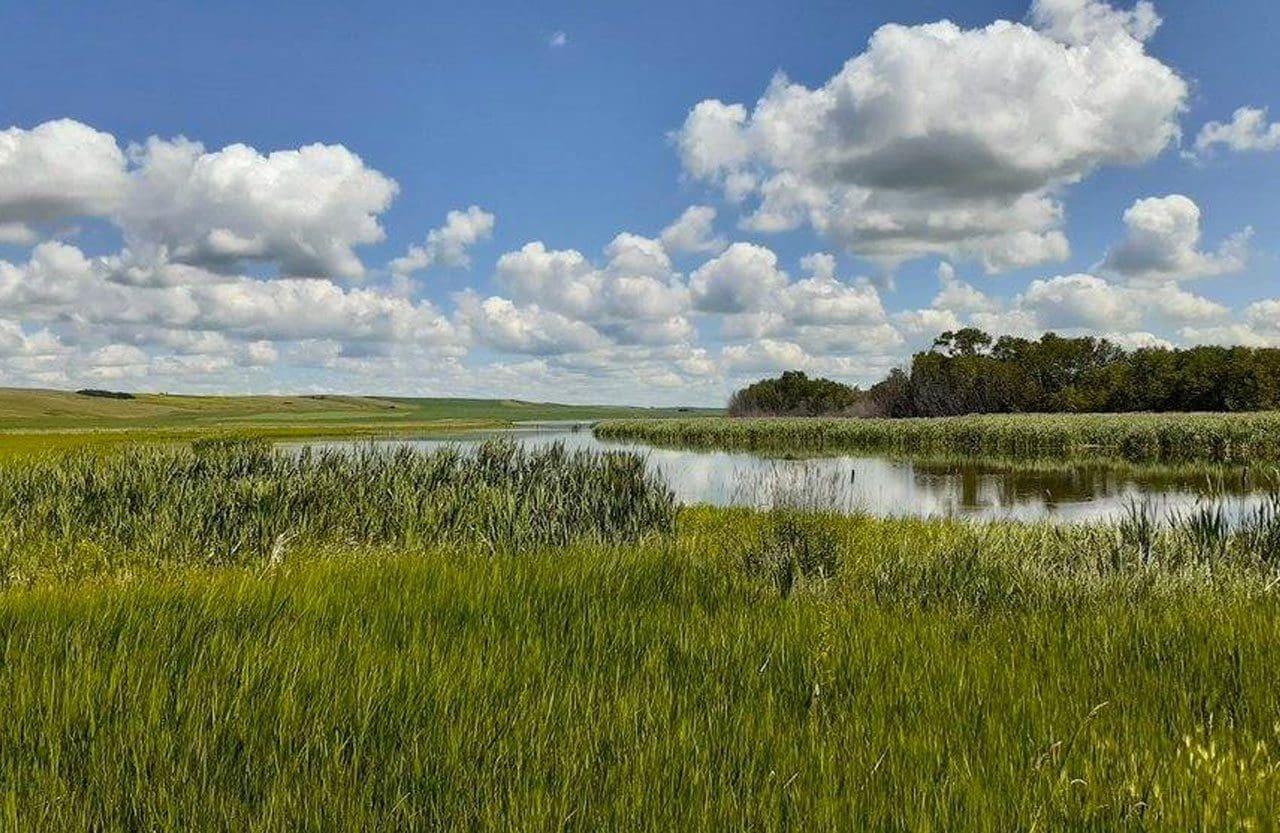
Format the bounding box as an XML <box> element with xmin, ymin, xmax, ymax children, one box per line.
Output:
<box><xmin>0</xmin><ymin>0</ymin><xmax>1277</xmax><ymax>404</ymax></box>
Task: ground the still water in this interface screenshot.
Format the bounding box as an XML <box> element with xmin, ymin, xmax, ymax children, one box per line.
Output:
<box><xmin>300</xmin><ymin>423</ymin><xmax>1277</xmax><ymax>525</ymax></box>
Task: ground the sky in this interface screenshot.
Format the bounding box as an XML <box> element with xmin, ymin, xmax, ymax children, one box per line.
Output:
<box><xmin>0</xmin><ymin>0</ymin><xmax>1278</xmax><ymax>406</ymax></box>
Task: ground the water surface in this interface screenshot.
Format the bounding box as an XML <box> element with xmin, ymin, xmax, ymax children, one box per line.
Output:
<box><xmin>298</xmin><ymin>423</ymin><xmax>1277</xmax><ymax>525</ymax></box>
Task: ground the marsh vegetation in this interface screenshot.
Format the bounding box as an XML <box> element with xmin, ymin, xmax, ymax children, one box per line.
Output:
<box><xmin>1</xmin><ymin>433</ymin><xmax>1278</xmax><ymax>829</ymax></box>
<box><xmin>596</xmin><ymin>411</ymin><xmax>1280</xmax><ymax>464</ymax></box>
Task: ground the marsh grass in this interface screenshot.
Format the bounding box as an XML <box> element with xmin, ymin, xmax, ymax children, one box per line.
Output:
<box><xmin>0</xmin><ymin>438</ymin><xmax>674</xmax><ymax>585</ymax></box>
<box><xmin>3</xmin><ymin>520</ymin><xmax>1279</xmax><ymax>830</ymax></box>
<box><xmin>596</xmin><ymin>412</ymin><xmax>1280</xmax><ymax>464</ymax></box>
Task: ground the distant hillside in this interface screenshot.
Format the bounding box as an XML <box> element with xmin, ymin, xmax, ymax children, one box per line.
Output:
<box><xmin>0</xmin><ymin>388</ymin><xmax>716</xmax><ymax>432</ymax></box>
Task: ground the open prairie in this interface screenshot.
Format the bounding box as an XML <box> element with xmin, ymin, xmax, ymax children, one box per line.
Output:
<box><xmin>0</xmin><ymin>388</ymin><xmax>710</xmax><ymax>432</ymax></box>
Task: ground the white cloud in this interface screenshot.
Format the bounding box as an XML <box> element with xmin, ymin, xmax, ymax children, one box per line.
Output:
<box><xmin>1178</xmin><ymin>326</ymin><xmax>1269</xmax><ymax>348</ymax></box>
<box><xmin>1099</xmin><ymin>330</ymin><xmax>1172</xmax><ymax>351</ymax></box>
<box><xmin>1246</xmin><ymin>300</ymin><xmax>1280</xmax><ymax>335</ymax></box>
<box><xmin>496</xmin><ymin>241</ymin><xmax>598</xmax><ymax>319</ymax></box>
<box><xmin>0</xmin><ymin>120</ymin><xmax>401</xmax><ymax>282</ymax></box>
<box><xmin>389</xmin><ymin>206</ymin><xmax>495</xmax><ymax>278</ymax></box>
<box><xmin>892</xmin><ymin>261</ymin><xmax>1229</xmax><ymax>348</ymax></box>
<box><xmin>454</xmin><ymin>292</ymin><xmax>604</xmax><ymax>355</ymax></box>
<box><xmin>493</xmin><ymin>236</ymin><xmax>691</xmax><ymax>346</ymax></box>
<box><xmin>0</xmin><ymin>319</ymin><xmax>65</xmax><ymax>359</ymax></box>
<box><xmin>1018</xmin><ymin>273</ymin><xmax>1228</xmax><ymax>332</ymax></box>
<box><xmin>120</xmin><ymin>136</ymin><xmax>398</xmax><ymax>280</ymax></box>
<box><xmin>1184</xmin><ymin>301</ymin><xmax>1280</xmax><ymax>348</ymax></box>
<box><xmin>549</xmin><ymin>31</ymin><xmax>568</xmax><ymax>48</ymax></box>
<box><xmin>0</xmin><ymin>223</ymin><xmax>37</xmax><ymax>245</ymax></box>
<box><xmin>674</xmin><ymin>0</ymin><xmax>1186</xmax><ymax>272</ymax></box>
<box><xmin>1102</xmin><ymin>195</ymin><xmax>1249</xmax><ymax>281</ymax></box>
<box><xmin>1008</xmin><ymin>274</ymin><xmax>1137</xmax><ymax>330</ymax></box>
<box><xmin>695</xmin><ymin>244</ymin><xmax>899</xmax><ymax>357</ymax></box>
<box><xmin>722</xmin><ymin>339</ymin><xmax>810</xmax><ymax>372</ymax></box>
<box><xmin>1195</xmin><ymin>107</ymin><xmax>1280</xmax><ymax>154</ymax></box>
<box><xmin>0</xmin><ymin>120</ymin><xmax>128</xmax><ymax>226</ymax></box>
<box><xmin>1029</xmin><ymin>0</ymin><xmax>1162</xmax><ymax>43</ymax></box>
<box><xmin>895</xmin><ymin>307</ymin><xmax>964</xmax><ymax>338</ymax></box>
<box><xmin>782</xmin><ymin>271</ymin><xmax>884</xmax><ymax>327</ymax></box>
<box><xmin>0</xmin><ymin>242</ymin><xmax>467</xmax><ymax>357</ymax></box>
<box><xmin>185</xmin><ymin>279</ymin><xmax>462</xmax><ymax>345</ymax></box>
<box><xmin>86</xmin><ymin>343</ymin><xmax>150</xmax><ymax>380</ymax></box>
<box><xmin>0</xmin><ymin>241</ymin><xmax>100</xmax><ymax>312</ymax></box>
<box><xmin>689</xmin><ymin>242</ymin><xmax>787</xmax><ymax>313</ymax></box>
<box><xmin>659</xmin><ymin>205</ymin><xmax>726</xmax><ymax>255</ymax></box>
<box><xmin>932</xmin><ymin>263</ymin><xmax>997</xmax><ymax>314</ymax></box>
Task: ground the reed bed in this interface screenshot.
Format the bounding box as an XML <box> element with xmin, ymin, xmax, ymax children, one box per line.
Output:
<box><xmin>595</xmin><ymin>412</ymin><xmax>1280</xmax><ymax>463</ymax></box>
<box><xmin>0</xmin><ymin>438</ymin><xmax>674</xmax><ymax>585</ymax></box>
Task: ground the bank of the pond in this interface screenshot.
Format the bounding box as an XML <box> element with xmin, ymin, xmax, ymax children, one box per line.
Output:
<box><xmin>595</xmin><ymin>412</ymin><xmax>1280</xmax><ymax>464</ymax></box>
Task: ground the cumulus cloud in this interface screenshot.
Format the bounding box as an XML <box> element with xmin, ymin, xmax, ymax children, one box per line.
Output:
<box><xmin>0</xmin><ymin>120</ymin><xmax>129</xmax><ymax>227</ymax></box>
<box><xmin>689</xmin><ymin>242</ymin><xmax>787</xmax><ymax>313</ymax></box>
<box><xmin>659</xmin><ymin>205</ymin><xmax>726</xmax><ymax>255</ymax></box>
<box><xmin>722</xmin><ymin>338</ymin><xmax>810</xmax><ymax>372</ymax></box>
<box><xmin>1178</xmin><ymin>301</ymin><xmax>1280</xmax><ymax>349</ymax></box>
<box><xmin>1099</xmin><ymin>330</ymin><xmax>1172</xmax><ymax>351</ymax></box>
<box><xmin>674</xmin><ymin>0</ymin><xmax>1186</xmax><ymax>272</ymax></box>
<box><xmin>694</xmin><ymin>245</ymin><xmax>900</xmax><ymax>358</ymax></box>
<box><xmin>1195</xmin><ymin>107</ymin><xmax>1280</xmax><ymax>154</ymax></box>
<box><xmin>1102</xmin><ymin>195</ymin><xmax>1249</xmax><ymax>281</ymax></box>
<box><xmin>389</xmin><ymin>205</ymin><xmax>495</xmax><ymax>278</ymax></box>
<box><xmin>893</xmin><ymin>256</ymin><xmax>1230</xmax><ymax>351</ymax></box>
<box><xmin>932</xmin><ymin>262</ymin><xmax>997</xmax><ymax>314</ymax></box>
<box><xmin>0</xmin><ymin>223</ymin><xmax>37</xmax><ymax>245</ymax></box>
<box><xmin>1044</xmin><ymin>280</ymin><xmax>1226</xmax><ymax>340</ymax></box>
<box><xmin>0</xmin><ymin>319</ymin><xmax>64</xmax><ymax>360</ymax></box>
<box><xmin>1016</xmin><ymin>273</ymin><xmax>1228</xmax><ymax>332</ymax></box>
<box><xmin>1019</xmin><ymin>274</ymin><xmax>1142</xmax><ymax>330</ymax></box>
<box><xmin>85</xmin><ymin>343</ymin><xmax>150</xmax><ymax>380</ymax></box>
<box><xmin>120</xmin><ymin>136</ymin><xmax>398</xmax><ymax>280</ymax></box>
<box><xmin>0</xmin><ymin>119</ymin><xmax>401</xmax><ymax>282</ymax></box>
<box><xmin>183</xmin><ymin>279</ymin><xmax>461</xmax><ymax>345</ymax></box>
<box><xmin>493</xmin><ymin>235</ymin><xmax>691</xmax><ymax>346</ymax></box>
<box><xmin>454</xmin><ymin>292</ymin><xmax>604</xmax><ymax>355</ymax></box>
<box><xmin>1029</xmin><ymin>0</ymin><xmax>1162</xmax><ymax>43</ymax></box>
<box><xmin>0</xmin><ymin>242</ymin><xmax>466</xmax><ymax>356</ymax></box>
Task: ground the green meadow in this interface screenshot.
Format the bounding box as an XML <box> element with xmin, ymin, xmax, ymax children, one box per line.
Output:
<box><xmin>0</xmin><ymin>387</ymin><xmax>712</xmax><ymax>442</ymax></box>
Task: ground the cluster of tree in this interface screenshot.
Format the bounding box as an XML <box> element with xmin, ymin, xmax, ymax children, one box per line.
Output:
<box><xmin>730</xmin><ymin>329</ymin><xmax>1280</xmax><ymax>417</ymax></box>
<box><xmin>75</xmin><ymin>389</ymin><xmax>136</xmax><ymax>400</ymax></box>
<box><xmin>727</xmin><ymin>370</ymin><xmax>862</xmax><ymax>416</ymax></box>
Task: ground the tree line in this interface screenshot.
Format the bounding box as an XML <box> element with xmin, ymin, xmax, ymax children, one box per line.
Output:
<box><xmin>728</xmin><ymin>329</ymin><xmax>1280</xmax><ymax>417</ymax></box>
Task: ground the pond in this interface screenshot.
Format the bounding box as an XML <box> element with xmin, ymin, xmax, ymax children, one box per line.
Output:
<box><xmin>298</xmin><ymin>423</ymin><xmax>1278</xmax><ymax>525</ymax></box>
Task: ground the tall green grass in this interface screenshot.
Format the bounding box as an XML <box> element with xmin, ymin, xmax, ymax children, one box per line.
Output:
<box><xmin>2</xmin><ymin>513</ymin><xmax>1279</xmax><ymax>830</ymax></box>
<box><xmin>596</xmin><ymin>412</ymin><xmax>1280</xmax><ymax>464</ymax></box>
<box><xmin>0</xmin><ymin>438</ymin><xmax>674</xmax><ymax>585</ymax></box>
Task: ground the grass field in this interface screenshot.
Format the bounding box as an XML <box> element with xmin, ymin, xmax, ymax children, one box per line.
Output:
<box><xmin>0</xmin><ymin>387</ymin><xmax>712</xmax><ymax>432</ymax></box>
<box><xmin>596</xmin><ymin>412</ymin><xmax>1280</xmax><ymax>464</ymax></box>
<box><xmin>0</xmin><ymin>387</ymin><xmax>714</xmax><ymax>456</ymax></box>
<box><xmin>1</xmin><ymin>440</ymin><xmax>1279</xmax><ymax>829</ymax></box>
